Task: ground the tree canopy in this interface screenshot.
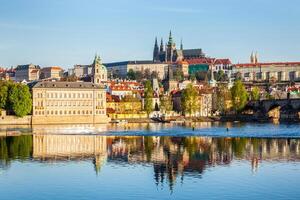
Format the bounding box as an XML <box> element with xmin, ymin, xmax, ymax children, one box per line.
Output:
<box><xmin>7</xmin><ymin>83</ymin><xmax>32</xmax><ymax>117</ymax></box>
<box><xmin>181</xmin><ymin>84</ymin><xmax>200</xmax><ymax>116</ymax></box>
<box><xmin>230</xmin><ymin>80</ymin><xmax>248</xmax><ymax>112</ymax></box>
<box><xmin>250</xmin><ymin>87</ymin><xmax>260</xmax><ymax>101</ymax></box>
<box><xmin>143</xmin><ymin>80</ymin><xmax>153</xmax><ymax>116</ymax></box>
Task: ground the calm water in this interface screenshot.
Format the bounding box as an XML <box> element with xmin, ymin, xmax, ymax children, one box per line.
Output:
<box><xmin>1</xmin><ymin>123</ymin><xmax>300</xmax><ymax>200</ymax></box>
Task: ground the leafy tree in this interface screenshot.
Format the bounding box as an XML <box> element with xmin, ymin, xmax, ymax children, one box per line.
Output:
<box><xmin>173</xmin><ymin>69</ymin><xmax>184</xmax><ymax>81</ymax></box>
<box><xmin>8</xmin><ymin>84</ymin><xmax>32</xmax><ymax>117</ymax></box>
<box><xmin>159</xmin><ymin>95</ymin><xmax>173</xmax><ymax>113</ymax></box>
<box><xmin>216</xmin><ymin>70</ymin><xmax>228</xmax><ymax>81</ymax></box>
<box><xmin>143</xmin><ymin>80</ymin><xmax>153</xmax><ymax>117</ymax></box>
<box><xmin>215</xmin><ymin>85</ymin><xmax>231</xmax><ymax>114</ymax></box>
<box><xmin>151</xmin><ymin>71</ymin><xmax>159</xmax><ymax>80</ymax></box>
<box><xmin>127</xmin><ymin>69</ymin><xmax>136</xmax><ymax>80</ymax></box>
<box><xmin>143</xmin><ymin>69</ymin><xmax>151</xmax><ymax>80</ymax></box>
<box><xmin>135</xmin><ymin>71</ymin><xmax>143</xmax><ymax>82</ymax></box>
<box><xmin>0</xmin><ymin>81</ymin><xmax>9</xmax><ymax>109</ymax></box>
<box><xmin>189</xmin><ymin>74</ymin><xmax>196</xmax><ymax>81</ymax></box>
<box><xmin>230</xmin><ymin>80</ymin><xmax>248</xmax><ymax>112</ymax></box>
<box><xmin>235</xmin><ymin>72</ymin><xmax>242</xmax><ymax>80</ymax></box>
<box><xmin>181</xmin><ymin>84</ymin><xmax>200</xmax><ymax>116</ymax></box>
<box><xmin>121</xmin><ymin>95</ymin><xmax>139</xmax><ymax>102</ymax></box>
<box><xmin>250</xmin><ymin>87</ymin><xmax>260</xmax><ymax>101</ymax></box>
<box><xmin>194</xmin><ymin>71</ymin><xmax>208</xmax><ymax>81</ymax></box>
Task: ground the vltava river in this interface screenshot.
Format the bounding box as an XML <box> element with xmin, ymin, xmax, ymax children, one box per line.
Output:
<box><xmin>0</xmin><ymin>123</ymin><xmax>300</xmax><ymax>200</ymax></box>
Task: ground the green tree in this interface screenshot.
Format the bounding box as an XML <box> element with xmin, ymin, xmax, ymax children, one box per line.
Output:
<box><xmin>194</xmin><ymin>71</ymin><xmax>208</xmax><ymax>81</ymax></box>
<box><xmin>173</xmin><ymin>69</ymin><xmax>184</xmax><ymax>81</ymax></box>
<box><xmin>143</xmin><ymin>69</ymin><xmax>151</xmax><ymax>80</ymax></box>
<box><xmin>216</xmin><ymin>70</ymin><xmax>227</xmax><ymax>81</ymax></box>
<box><xmin>8</xmin><ymin>84</ymin><xmax>32</xmax><ymax>117</ymax></box>
<box><xmin>181</xmin><ymin>84</ymin><xmax>200</xmax><ymax>116</ymax></box>
<box><xmin>215</xmin><ymin>85</ymin><xmax>231</xmax><ymax>114</ymax></box>
<box><xmin>135</xmin><ymin>71</ymin><xmax>143</xmax><ymax>82</ymax></box>
<box><xmin>127</xmin><ymin>69</ymin><xmax>136</xmax><ymax>80</ymax></box>
<box><xmin>250</xmin><ymin>87</ymin><xmax>260</xmax><ymax>101</ymax></box>
<box><xmin>150</xmin><ymin>71</ymin><xmax>159</xmax><ymax>80</ymax></box>
<box><xmin>0</xmin><ymin>81</ymin><xmax>9</xmax><ymax>109</ymax></box>
<box><xmin>159</xmin><ymin>95</ymin><xmax>173</xmax><ymax>113</ymax></box>
<box><xmin>230</xmin><ymin>80</ymin><xmax>248</xmax><ymax>112</ymax></box>
<box><xmin>143</xmin><ymin>80</ymin><xmax>153</xmax><ymax>117</ymax></box>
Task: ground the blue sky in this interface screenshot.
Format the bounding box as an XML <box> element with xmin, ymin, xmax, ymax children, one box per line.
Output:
<box><xmin>0</xmin><ymin>0</ymin><xmax>299</xmax><ymax>68</ymax></box>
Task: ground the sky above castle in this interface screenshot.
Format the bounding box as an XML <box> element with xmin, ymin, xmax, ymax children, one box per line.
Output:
<box><xmin>0</xmin><ymin>0</ymin><xmax>299</xmax><ymax>68</ymax></box>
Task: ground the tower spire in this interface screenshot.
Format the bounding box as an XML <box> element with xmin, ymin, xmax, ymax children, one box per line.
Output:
<box><xmin>160</xmin><ymin>38</ymin><xmax>164</xmax><ymax>52</ymax></box>
<box><xmin>168</xmin><ymin>30</ymin><xmax>173</xmax><ymax>45</ymax></box>
<box><xmin>153</xmin><ymin>37</ymin><xmax>159</xmax><ymax>61</ymax></box>
<box><xmin>180</xmin><ymin>38</ymin><xmax>183</xmax><ymax>50</ymax></box>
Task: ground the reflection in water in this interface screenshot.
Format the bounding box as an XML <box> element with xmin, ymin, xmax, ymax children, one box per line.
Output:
<box><xmin>1</xmin><ymin>134</ymin><xmax>300</xmax><ymax>191</ymax></box>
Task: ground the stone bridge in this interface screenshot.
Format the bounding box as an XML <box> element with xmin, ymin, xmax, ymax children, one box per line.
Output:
<box><xmin>247</xmin><ymin>98</ymin><xmax>300</xmax><ymax>112</ymax></box>
<box><xmin>245</xmin><ymin>98</ymin><xmax>300</xmax><ymax>122</ymax></box>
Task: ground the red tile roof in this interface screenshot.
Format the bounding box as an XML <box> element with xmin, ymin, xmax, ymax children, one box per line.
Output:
<box><xmin>235</xmin><ymin>62</ymin><xmax>300</xmax><ymax>68</ymax></box>
<box><xmin>186</xmin><ymin>58</ymin><xmax>231</xmax><ymax>65</ymax></box>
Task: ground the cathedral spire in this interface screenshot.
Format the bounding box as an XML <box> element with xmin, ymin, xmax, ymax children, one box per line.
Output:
<box><xmin>153</xmin><ymin>37</ymin><xmax>159</xmax><ymax>62</ymax></box>
<box><xmin>180</xmin><ymin>38</ymin><xmax>183</xmax><ymax>50</ymax></box>
<box><xmin>168</xmin><ymin>30</ymin><xmax>173</xmax><ymax>45</ymax></box>
<box><xmin>160</xmin><ymin>38</ymin><xmax>164</xmax><ymax>52</ymax></box>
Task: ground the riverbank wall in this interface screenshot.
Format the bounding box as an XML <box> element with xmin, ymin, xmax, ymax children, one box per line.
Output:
<box><xmin>0</xmin><ymin>115</ymin><xmax>32</xmax><ymax>125</ymax></box>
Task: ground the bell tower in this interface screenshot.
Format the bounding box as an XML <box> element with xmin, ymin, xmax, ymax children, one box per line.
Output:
<box><xmin>92</xmin><ymin>54</ymin><xmax>107</xmax><ymax>84</ymax></box>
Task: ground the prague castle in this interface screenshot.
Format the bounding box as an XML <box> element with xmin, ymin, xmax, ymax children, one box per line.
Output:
<box><xmin>153</xmin><ymin>31</ymin><xmax>205</xmax><ymax>62</ymax></box>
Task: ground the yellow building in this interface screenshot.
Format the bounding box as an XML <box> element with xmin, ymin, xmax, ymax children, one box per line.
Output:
<box><xmin>106</xmin><ymin>93</ymin><xmax>146</xmax><ymax>119</ymax></box>
<box><xmin>32</xmin><ymin>81</ymin><xmax>109</xmax><ymax>124</ymax></box>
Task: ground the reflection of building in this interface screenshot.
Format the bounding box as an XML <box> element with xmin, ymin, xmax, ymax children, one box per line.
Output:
<box><xmin>32</xmin><ymin>81</ymin><xmax>109</xmax><ymax>124</ymax></box>
<box><xmin>33</xmin><ymin>134</ymin><xmax>107</xmax><ymax>173</ymax></box>
<box><xmin>2</xmin><ymin>132</ymin><xmax>300</xmax><ymax>191</ymax></box>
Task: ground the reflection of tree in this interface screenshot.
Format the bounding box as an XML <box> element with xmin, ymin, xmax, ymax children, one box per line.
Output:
<box><xmin>1</xmin><ymin>134</ymin><xmax>300</xmax><ymax>193</ymax></box>
<box><xmin>0</xmin><ymin>135</ymin><xmax>33</xmax><ymax>168</ymax></box>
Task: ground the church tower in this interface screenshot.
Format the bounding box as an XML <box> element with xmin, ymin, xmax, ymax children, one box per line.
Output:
<box><xmin>92</xmin><ymin>54</ymin><xmax>107</xmax><ymax>84</ymax></box>
<box><xmin>180</xmin><ymin>39</ymin><xmax>183</xmax><ymax>50</ymax></box>
<box><xmin>160</xmin><ymin>38</ymin><xmax>164</xmax><ymax>52</ymax></box>
<box><xmin>166</xmin><ymin>31</ymin><xmax>176</xmax><ymax>62</ymax></box>
<box><xmin>153</xmin><ymin>37</ymin><xmax>159</xmax><ymax>62</ymax></box>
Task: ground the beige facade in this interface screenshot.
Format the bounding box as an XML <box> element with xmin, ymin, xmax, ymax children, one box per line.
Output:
<box><xmin>105</xmin><ymin>61</ymin><xmax>168</xmax><ymax>80</ymax></box>
<box><xmin>233</xmin><ymin>62</ymin><xmax>300</xmax><ymax>82</ymax></box>
<box><xmin>15</xmin><ymin>64</ymin><xmax>40</xmax><ymax>82</ymax></box>
<box><xmin>32</xmin><ymin>82</ymin><xmax>109</xmax><ymax>124</ymax></box>
<box><xmin>40</xmin><ymin>66</ymin><xmax>63</xmax><ymax>79</ymax></box>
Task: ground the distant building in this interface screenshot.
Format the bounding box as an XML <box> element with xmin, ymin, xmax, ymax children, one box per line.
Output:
<box><xmin>32</xmin><ymin>81</ymin><xmax>109</xmax><ymax>124</ymax></box>
<box><xmin>153</xmin><ymin>31</ymin><xmax>205</xmax><ymax>62</ymax></box>
<box><xmin>233</xmin><ymin>54</ymin><xmax>300</xmax><ymax>82</ymax></box>
<box><xmin>105</xmin><ymin>60</ymin><xmax>168</xmax><ymax>80</ymax></box>
<box><xmin>187</xmin><ymin>58</ymin><xmax>232</xmax><ymax>75</ymax></box>
<box><xmin>68</xmin><ymin>55</ymin><xmax>107</xmax><ymax>83</ymax></box>
<box><xmin>15</xmin><ymin>64</ymin><xmax>40</xmax><ymax>82</ymax></box>
<box><xmin>40</xmin><ymin>66</ymin><xmax>64</xmax><ymax>80</ymax></box>
<box><xmin>0</xmin><ymin>67</ymin><xmax>15</xmax><ymax>81</ymax></box>
<box><xmin>68</xmin><ymin>64</ymin><xmax>92</xmax><ymax>78</ymax></box>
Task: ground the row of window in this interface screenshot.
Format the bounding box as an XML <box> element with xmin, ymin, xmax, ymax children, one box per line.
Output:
<box><xmin>35</xmin><ymin>92</ymin><xmax>104</xmax><ymax>99</ymax></box>
<box><xmin>35</xmin><ymin>101</ymin><xmax>104</xmax><ymax>107</ymax></box>
<box><xmin>34</xmin><ymin>110</ymin><xmax>105</xmax><ymax>115</ymax></box>
<box><xmin>242</xmin><ymin>71</ymin><xmax>298</xmax><ymax>81</ymax></box>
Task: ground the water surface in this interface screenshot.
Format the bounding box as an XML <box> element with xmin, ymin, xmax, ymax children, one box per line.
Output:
<box><xmin>0</xmin><ymin>123</ymin><xmax>300</xmax><ymax>200</ymax></box>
